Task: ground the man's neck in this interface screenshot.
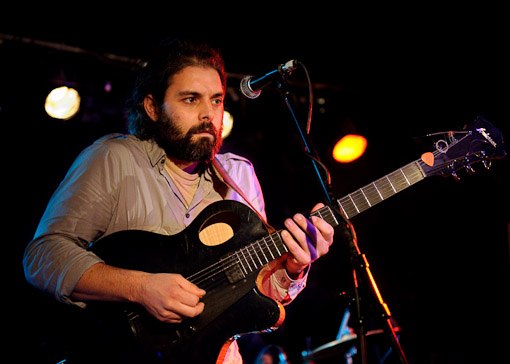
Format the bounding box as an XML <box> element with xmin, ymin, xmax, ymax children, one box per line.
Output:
<box><xmin>167</xmin><ymin>157</ymin><xmax>200</xmax><ymax>174</ymax></box>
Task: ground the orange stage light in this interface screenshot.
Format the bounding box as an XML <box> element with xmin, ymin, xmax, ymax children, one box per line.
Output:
<box><xmin>332</xmin><ymin>134</ymin><xmax>367</xmax><ymax>163</ymax></box>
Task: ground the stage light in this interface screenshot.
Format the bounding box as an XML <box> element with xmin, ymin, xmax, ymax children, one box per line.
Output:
<box><xmin>222</xmin><ymin>110</ymin><xmax>234</xmax><ymax>139</ymax></box>
<box><xmin>333</xmin><ymin>134</ymin><xmax>367</xmax><ymax>163</ymax></box>
<box><xmin>45</xmin><ymin>86</ymin><xmax>81</xmax><ymax>120</ymax></box>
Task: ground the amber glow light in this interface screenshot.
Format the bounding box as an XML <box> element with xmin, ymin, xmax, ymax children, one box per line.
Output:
<box><xmin>332</xmin><ymin>134</ymin><xmax>367</xmax><ymax>163</ymax></box>
<box><xmin>222</xmin><ymin>110</ymin><xmax>234</xmax><ymax>139</ymax></box>
<box><xmin>45</xmin><ymin>86</ymin><xmax>81</xmax><ymax>120</ymax></box>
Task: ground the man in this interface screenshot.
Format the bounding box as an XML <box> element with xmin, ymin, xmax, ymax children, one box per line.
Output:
<box><xmin>23</xmin><ymin>39</ymin><xmax>334</xmax><ymax>363</ymax></box>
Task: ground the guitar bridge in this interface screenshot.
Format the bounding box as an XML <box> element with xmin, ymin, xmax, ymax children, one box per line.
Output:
<box><xmin>225</xmin><ymin>264</ymin><xmax>245</xmax><ymax>284</ymax></box>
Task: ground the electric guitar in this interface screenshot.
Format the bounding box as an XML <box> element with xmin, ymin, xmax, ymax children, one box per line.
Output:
<box><xmin>87</xmin><ymin>116</ymin><xmax>504</xmax><ymax>363</ymax></box>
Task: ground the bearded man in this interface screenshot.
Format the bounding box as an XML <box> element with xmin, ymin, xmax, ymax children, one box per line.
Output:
<box><xmin>23</xmin><ymin>39</ymin><xmax>334</xmax><ymax>363</ymax></box>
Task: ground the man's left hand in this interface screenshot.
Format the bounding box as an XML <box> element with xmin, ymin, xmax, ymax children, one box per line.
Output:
<box><xmin>281</xmin><ymin>203</ymin><xmax>334</xmax><ymax>279</ymax></box>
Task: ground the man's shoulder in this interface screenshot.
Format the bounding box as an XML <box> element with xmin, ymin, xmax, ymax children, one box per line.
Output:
<box><xmin>74</xmin><ymin>134</ymin><xmax>163</xmax><ymax>168</ymax></box>
<box><xmin>215</xmin><ymin>152</ymin><xmax>254</xmax><ymax>170</ymax></box>
<box><xmin>92</xmin><ymin>133</ymin><xmax>139</xmax><ymax>149</ymax></box>
<box><xmin>91</xmin><ymin>134</ymin><xmax>158</xmax><ymax>157</ymax></box>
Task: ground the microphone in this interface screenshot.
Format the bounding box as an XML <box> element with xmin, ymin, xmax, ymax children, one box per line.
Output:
<box><xmin>240</xmin><ymin>59</ymin><xmax>298</xmax><ymax>99</ymax></box>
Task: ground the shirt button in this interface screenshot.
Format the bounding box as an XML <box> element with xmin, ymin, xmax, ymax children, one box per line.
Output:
<box><xmin>185</xmin><ymin>212</ymin><xmax>190</xmax><ymax>218</ymax></box>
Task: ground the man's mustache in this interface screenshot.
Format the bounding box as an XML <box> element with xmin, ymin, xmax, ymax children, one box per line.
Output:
<box><xmin>188</xmin><ymin>122</ymin><xmax>218</xmax><ymax>137</ymax></box>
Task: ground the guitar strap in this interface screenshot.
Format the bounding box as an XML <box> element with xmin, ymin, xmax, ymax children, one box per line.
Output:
<box><xmin>211</xmin><ymin>157</ymin><xmax>276</xmax><ymax>233</ymax></box>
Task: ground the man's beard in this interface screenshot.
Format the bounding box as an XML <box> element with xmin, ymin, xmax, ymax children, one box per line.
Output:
<box><xmin>153</xmin><ymin>112</ymin><xmax>223</xmax><ymax>163</ymax></box>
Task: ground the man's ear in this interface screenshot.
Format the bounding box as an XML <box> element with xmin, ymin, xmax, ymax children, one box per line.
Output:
<box><xmin>144</xmin><ymin>95</ymin><xmax>159</xmax><ymax>122</ymax></box>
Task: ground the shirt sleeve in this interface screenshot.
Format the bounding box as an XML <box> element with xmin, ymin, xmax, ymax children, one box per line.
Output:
<box><xmin>23</xmin><ymin>138</ymin><xmax>122</xmax><ymax>307</ymax></box>
<box><xmin>258</xmin><ymin>259</ymin><xmax>309</xmax><ymax>306</ymax></box>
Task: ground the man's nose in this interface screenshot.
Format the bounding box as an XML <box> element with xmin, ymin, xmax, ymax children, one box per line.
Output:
<box><xmin>199</xmin><ymin>101</ymin><xmax>215</xmax><ymax>121</ymax></box>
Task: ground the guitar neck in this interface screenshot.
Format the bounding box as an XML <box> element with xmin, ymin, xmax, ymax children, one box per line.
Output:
<box><xmin>336</xmin><ymin>160</ymin><xmax>426</xmax><ymax>219</ymax></box>
<box><xmin>225</xmin><ymin>160</ymin><xmax>427</xmax><ymax>279</ymax></box>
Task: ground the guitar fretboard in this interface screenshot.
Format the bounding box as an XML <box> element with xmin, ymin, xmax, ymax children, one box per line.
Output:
<box><xmin>226</xmin><ymin>205</ymin><xmax>339</xmax><ymax>277</ymax></box>
<box><xmin>336</xmin><ymin>160</ymin><xmax>426</xmax><ymax>219</ymax></box>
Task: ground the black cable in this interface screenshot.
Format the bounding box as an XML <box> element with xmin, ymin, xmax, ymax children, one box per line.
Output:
<box><xmin>297</xmin><ymin>60</ymin><xmax>314</xmax><ymax>135</ymax></box>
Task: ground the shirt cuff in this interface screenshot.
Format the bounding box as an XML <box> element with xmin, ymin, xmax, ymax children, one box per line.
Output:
<box><xmin>279</xmin><ymin>264</ymin><xmax>310</xmax><ymax>300</ymax></box>
<box><xmin>258</xmin><ymin>259</ymin><xmax>309</xmax><ymax>306</ymax></box>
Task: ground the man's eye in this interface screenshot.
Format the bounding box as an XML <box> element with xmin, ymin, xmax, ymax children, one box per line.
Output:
<box><xmin>212</xmin><ymin>98</ymin><xmax>223</xmax><ymax>105</ymax></box>
<box><xmin>184</xmin><ymin>97</ymin><xmax>196</xmax><ymax>103</ymax></box>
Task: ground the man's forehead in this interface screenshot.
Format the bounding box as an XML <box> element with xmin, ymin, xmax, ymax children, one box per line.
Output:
<box><xmin>169</xmin><ymin>66</ymin><xmax>224</xmax><ymax>93</ymax></box>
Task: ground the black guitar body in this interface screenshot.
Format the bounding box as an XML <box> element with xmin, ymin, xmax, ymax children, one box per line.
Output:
<box><xmin>87</xmin><ymin>200</ymin><xmax>285</xmax><ymax>364</ymax></box>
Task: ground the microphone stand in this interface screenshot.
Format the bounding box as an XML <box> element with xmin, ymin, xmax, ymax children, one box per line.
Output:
<box><xmin>277</xmin><ymin>73</ymin><xmax>408</xmax><ymax>364</ymax></box>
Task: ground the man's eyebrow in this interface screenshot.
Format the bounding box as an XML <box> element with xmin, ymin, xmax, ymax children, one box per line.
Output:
<box><xmin>177</xmin><ymin>91</ymin><xmax>200</xmax><ymax>96</ymax></box>
<box><xmin>177</xmin><ymin>91</ymin><xmax>225</xmax><ymax>98</ymax></box>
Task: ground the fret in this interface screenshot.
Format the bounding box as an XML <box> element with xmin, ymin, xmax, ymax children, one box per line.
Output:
<box><xmin>360</xmin><ymin>188</ymin><xmax>371</xmax><ymax>207</ymax></box>
<box><xmin>327</xmin><ymin>208</ymin><xmax>339</xmax><ymax>227</ymax></box>
<box><xmin>338</xmin><ymin>201</ymin><xmax>350</xmax><ymax>219</ymax></box>
<box><xmin>313</xmin><ymin>206</ymin><xmax>339</xmax><ymax>227</ymax></box>
<box><xmin>385</xmin><ymin>175</ymin><xmax>397</xmax><ymax>193</ymax></box>
<box><xmin>388</xmin><ymin>170</ymin><xmax>407</xmax><ymax>192</ymax></box>
<box><xmin>242</xmin><ymin>246</ymin><xmax>256</xmax><ymax>272</ymax></box>
<box><xmin>235</xmin><ymin>251</ymin><xmax>248</xmax><ymax>275</ymax></box>
<box><xmin>338</xmin><ymin>197</ymin><xmax>356</xmax><ymax>219</ymax></box>
<box><xmin>363</xmin><ymin>184</ymin><xmax>383</xmax><ymax>206</ymax></box>
<box><xmin>314</xmin><ymin>208</ymin><xmax>325</xmax><ymax>223</ymax></box>
<box><xmin>272</xmin><ymin>232</ymin><xmax>288</xmax><ymax>256</ymax></box>
<box><xmin>373</xmin><ymin>182</ymin><xmax>383</xmax><ymax>201</ymax></box>
<box><xmin>350</xmin><ymin>190</ymin><xmax>370</xmax><ymax>214</ymax></box>
<box><xmin>400</xmin><ymin>168</ymin><xmax>410</xmax><ymax>186</ymax></box>
<box><xmin>249</xmin><ymin>243</ymin><xmax>264</xmax><ymax>267</ymax></box>
<box><xmin>406</xmin><ymin>161</ymin><xmax>426</xmax><ymax>184</ymax></box>
<box><xmin>263</xmin><ymin>236</ymin><xmax>276</xmax><ymax>260</ymax></box>
<box><xmin>267</xmin><ymin>233</ymin><xmax>285</xmax><ymax>259</ymax></box>
<box><xmin>348</xmin><ymin>194</ymin><xmax>360</xmax><ymax>214</ymax></box>
<box><xmin>374</xmin><ymin>177</ymin><xmax>394</xmax><ymax>200</ymax></box>
<box><xmin>256</xmin><ymin>239</ymin><xmax>269</xmax><ymax>264</ymax></box>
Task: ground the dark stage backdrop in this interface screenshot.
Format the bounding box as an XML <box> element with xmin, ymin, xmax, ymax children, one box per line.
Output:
<box><xmin>3</xmin><ymin>15</ymin><xmax>509</xmax><ymax>363</ymax></box>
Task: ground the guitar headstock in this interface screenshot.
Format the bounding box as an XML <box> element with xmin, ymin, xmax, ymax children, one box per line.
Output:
<box><xmin>420</xmin><ymin>116</ymin><xmax>506</xmax><ymax>180</ymax></box>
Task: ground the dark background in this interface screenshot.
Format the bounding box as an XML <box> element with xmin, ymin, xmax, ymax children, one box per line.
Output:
<box><xmin>3</xmin><ymin>7</ymin><xmax>509</xmax><ymax>363</ymax></box>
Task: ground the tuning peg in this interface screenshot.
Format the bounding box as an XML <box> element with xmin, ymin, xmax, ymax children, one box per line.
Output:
<box><xmin>464</xmin><ymin>158</ymin><xmax>475</xmax><ymax>174</ymax></box>
<box><xmin>481</xmin><ymin>151</ymin><xmax>491</xmax><ymax>170</ymax></box>
<box><xmin>451</xmin><ymin>170</ymin><xmax>461</xmax><ymax>181</ymax></box>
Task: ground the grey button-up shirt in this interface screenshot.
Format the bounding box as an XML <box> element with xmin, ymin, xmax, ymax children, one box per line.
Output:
<box><xmin>23</xmin><ymin>134</ymin><xmax>306</xmax><ymax>307</ymax></box>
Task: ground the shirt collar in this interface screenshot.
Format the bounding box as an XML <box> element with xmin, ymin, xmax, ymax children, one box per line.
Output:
<box><xmin>142</xmin><ymin>138</ymin><xmax>167</xmax><ymax>169</ymax></box>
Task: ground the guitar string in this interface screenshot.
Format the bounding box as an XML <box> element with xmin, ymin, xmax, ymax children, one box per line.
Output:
<box><xmin>190</xmin><ymin>222</ymin><xmax>302</xmax><ymax>287</ymax></box>
<box><xmin>188</xmin><ymin>231</ymin><xmax>286</xmax><ymax>286</ymax></box>
<box><xmin>189</xmin><ymin>237</ymin><xmax>285</xmax><ymax>288</ymax></box>
<box><xmin>187</xmin><ymin>231</ymin><xmax>286</xmax><ymax>287</ymax></box>
<box><xmin>187</xmin><ymin>237</ymin><xmax>269</xmax><ymax>284</ymax></box>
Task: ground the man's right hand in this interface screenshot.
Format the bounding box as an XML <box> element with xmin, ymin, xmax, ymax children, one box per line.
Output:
<box><xmin>137</xmin><ymin>273</ymin><xmax>206</xmax><ymax>323</ymax></box>
<box><xmin>71</xmin><ymin>263</ymin><xmax>206</xmax><ymax>323</ymax></box>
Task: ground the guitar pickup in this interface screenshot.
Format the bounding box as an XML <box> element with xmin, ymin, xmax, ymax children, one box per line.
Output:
<box><xmin>224</xmin><ymin>264</ymin><xmax>245</xmax><ymax>284</ymax></box>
